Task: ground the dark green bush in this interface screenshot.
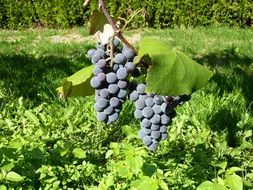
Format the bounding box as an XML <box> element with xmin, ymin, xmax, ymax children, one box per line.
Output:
<box><xmin>0</xmin><ymin>0</ymin><xmax>252</xmax><ymax>29</ymax></box>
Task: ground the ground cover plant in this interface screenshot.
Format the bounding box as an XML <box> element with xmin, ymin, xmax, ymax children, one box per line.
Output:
<box><xmin>0</xmin><ymin>26</ymin><xmax>253</xmax><ymax>189</ymax></box>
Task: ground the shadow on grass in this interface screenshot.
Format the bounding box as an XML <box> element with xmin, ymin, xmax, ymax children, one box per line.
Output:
<box><xmin>195</xmin><ymin>47</ymin><xmax>253</xmax><ymax>108</ymax></box>
<box><xmin>207</xmin><ymin>107</ymin><xmax>241</xmax><ymax>147</ymax></box>
<box><xmin>155</xmin><ymin>140</ymin><xmax>215</xmax><ymax>188</ymax></box>
<box><xmin>0</xmin><ymin>53</ymin><xmax>91</xmax><ymax>106</ymax></box>
<box><xmin>194</xmin><ymin>47</ymin><xmax>253</xmax><ymax>148</ymax></box>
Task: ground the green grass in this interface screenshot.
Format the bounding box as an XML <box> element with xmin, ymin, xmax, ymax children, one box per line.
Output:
<box><xmin>0</xmin><ymin>27</ymin><xmax>253</xmax><ymax>189</ymax></box>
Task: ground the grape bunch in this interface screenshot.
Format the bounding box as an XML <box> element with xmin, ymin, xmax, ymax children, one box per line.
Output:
<box><xmin>88</xmin><ymin>38</ymin><xmax>190</xmax><ymax>151</ymax></box>
<box><xmin>129</xmin><ymin>83</ymin><xmax>190</xmax><ymax>151</ymax></box>
<box><xmin>88</xmin><ymin>39</ymin><xmax>138</xmax><ymax>125</ymax></box>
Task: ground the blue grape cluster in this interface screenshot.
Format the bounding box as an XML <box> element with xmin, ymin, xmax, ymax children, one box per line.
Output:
<box><xmin>129</xmin><ymin>83</ymin><xmax>190</xmax><ymax>151</ymax></box>
<box><xmin>88</xmin><ymin>39</ymin><xmax>138</xmax><ymax>124</ymax></box>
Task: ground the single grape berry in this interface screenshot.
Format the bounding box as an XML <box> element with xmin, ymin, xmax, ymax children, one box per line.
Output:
<box><xmin>143</xmin><ymin>136</ymin><xmax>152</xmax><ymax>146</ymax></box>
<box><xmin>129</xmin><ymin>90</ymin><xmax>139</xmax><ymax>102</ymax></box>
<box><xmin>97</xmin><ymin>112</ymin><xmax>107</xmax><ymax>122</ymax></box>
<box><xmin>125</xmin><ymin>62</ymin><xmax>135</xmax><ymax>72</ymax></box>
<box><xmin>114</xmin><ymin>53</ymin><xmax>125</xmax><ymax>64</ymax></box>
<box><xmin>90</xmin><ymin>77</ymin><xmax>101</xmax><ymax>89</ymax></box>
<box><xmin>116</xmin><ymin>68</ymin><xmax>128</xmax><ymax>80</ymax></box>
<box><xmin>106</xmin><ymin>72</ymin><xmax>118</xmax><ymax>84</ymax></box>
<box><xmin>137</xmin><ymin>84</ymin><xmax>146</xmax><ymax>94</ymax></box>
<box><xmin>100</xmin><ymin>89</ymin><xmax>110</xmax><ymax>98</ymax></box>
<box><xmin>110</xmin><ymin>97</ymin><xmax>120</xmax><ymax>108</ymax></box>
<box><xmin>142</xmin><ymin>107</ymin><xmax>154</xmax><ymax>118</ymax></box>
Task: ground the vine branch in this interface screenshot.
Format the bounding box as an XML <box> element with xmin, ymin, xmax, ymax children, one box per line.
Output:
<box><xmin>98</xmin><ymin>0</ymin><xmax>137</xmax><ymax>53</ymax></box>
<box><xmin>83</xmin><ymin>0</ymin><xmax>93</xmax><ymax>9</ymax></box>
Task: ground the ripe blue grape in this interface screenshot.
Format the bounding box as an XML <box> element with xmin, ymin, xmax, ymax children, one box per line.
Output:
<box><xmin>110</xmin><ymin>97</ymin><xmax>120</xmax><ymax>107</ymax></box>
<box><xmin>108</xmin><ymin>112</ymin><xmax>119</xmax><ymax>122</ymax></box>
<box><xmin>129</xmin><ymin>90</ymin><xmax>139</xmax><ymax>102</ymax></box>
<box><xmin>161</xmin><ymin>114</ymin><xmax>171</xmax><ymax>125</ymax></box>
<box><xmin>93</xmin><ymin>66</ymin><xmax>103</xmax><ymax>76</ymax></box>
<box><xmin>87</xmin><ymin>49</ymin><xmax>96</xmax><ymax>58</ymax></box>
<box><xmin>154</xmin><ymin>95</ymin><xmax>163</xmax><ymax>105</ymax></box>
<box><xmin>113</xmin><ymin>64</ymin><xmax>119</xmax><ymax>71</ymax></box>
<box><xmin>161</xmin><ymin>102</ymin><xmax>172</xmax><ymax>114</ymax></box>
<box><xmin>123</xmin><ymin>48</ymin><xmax>135</xmax><ymax>60</ymax></box>
<box><xmin>92</xmin><ymin>49</ymin><xmax>105</xmax><ymax>63</ymax></box>
<box><xmin>97</xmin><ymin>73</ymin><xmax>106</xmax><ymax>82</ymax></box>
<box><xmin>143</xmin><ymin>135</ymin><xmax>152</xmax><ymax>146</ymax></box>
<box><xmin>134</xmin><ymin>109</ymin><xmax>143</xmax><ymax>119</ymax></box>
<box><xmin>161</xmin><ymin>133</ymin><xmax>168</xmax><ymax>141</ymax></box>
<box><xmin>116</xmin><ymin>68</ymin><xmax>128</xmax><ymax>80</ymax></box>
<box><xmin>151</xmin><ymin>124</ymin><xmax>160</xmax><ymax>130</ymax></box>
<box><xmin>117</xmin><ymin>80</ymin><xmax>128</xmax><ymax>89</ymax></box>
<box><xmin>90</xmin><ymin>77</ymin><xmax>101</xmax><ymax>88</ymax></box>
<box><xmin>106</xmin><ymin>72</ymin><xmax>117</xmax><ymax>84</ymax></box>
<box><xmin>141</xmin><ymin>118</ymin><xmax>152</xmax><ymax>128</ymax></box>
<box><xmin>97</xmin><ymin>98</ymin><xmax>109</xmax><ymax>109</ymax></box>
<box><xmin>151</xmin><ymin>130</ymin><xmax>161</xmax><ymax>140</ymax></box>
<box><xmin>113</xmin><ymin>38</ymin><xmax>120</xmax><ymax>47</ymax></box>
<box><xmin>152</xmin><ymin>104</ymin><xmax>162</xmax><ymax>114</ymax></box>
<box><xmin>117</xmin><ymin>89</ymin><xmax>127</xmax><ymax>99</ymax></box>
<box><xmin>108</xmin><ymin>84</ymin><xmax>119</xmax><ymax>94</ymax></box>
<box><xmin>125</xmin><ymin>62</ymin><xmax>135</xmax><ymax>72</ymax></box>
<box><xmin>148</xmin><ymin>141</ymin><xmax>158</xmax><ymax>151</ymax></box>
<box><xmin>142</xmin><ymin>107</ymin><xmax>154</xmax><ymax>118</ymax></box>
<box><xmin>100</xmin><ymin>89</ymin><xmax>110</xmax><ymax>98</ymax></box>
<box><xmin>137</xmin><ymin>84</ymin><xmax>146</xmax><ymax>94</ymax></box>
<box><xmin>138</xmin><ymin>130</ymin><xmax>146</xmax><ymax>139</ymax></box>
<box><xmin>142</xmin><ymin>127</ymin><xmax>151</xmax><ymax>135</ymax></box>
<box><xmin>104</xmin><ymin>106</ymin><xmax>114</xmax><ymax>115</ymax></box>
<box><xmin>150</xmin><ymin>114</ymin><xmax>161</xmax><ymax>124</ymax></box>
<box><xmin>114</xmin><ymin>53</ymin><xmax>125</xmax><ymax>64</ymax></box>
<box><xmin>94</xmin><ymin>103</ymin><xmax>103</xmax><ymax>112</ymax></box>
<box><xmin>97</xmin><ymin>112</ymin><xmax>107</xmax><ymax>122</ymax></box>
<box><xmin>135</xmin><ymin>99</ymin><xmax>145</xmax><ymax>110</ymax></box>
<box><xmin>145</xmin><ymin>97</ymin><xmax>154</xmax><ymax>107</ymax></box>
<box><xmin>97</xmin><ymin>59</ymin><xmax>107</xmax><ymax>68</ymax></box>
<box><xmin>159</xmin><ymin>125</ymin><xmax>167</xmax><ymax>133</ymax></box>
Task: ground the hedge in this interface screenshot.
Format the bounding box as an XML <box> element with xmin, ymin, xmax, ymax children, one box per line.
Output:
<box><xmin>0</xmin><ymin>0</ymin><xmax>252</xmax><ymax>29</ymax></box>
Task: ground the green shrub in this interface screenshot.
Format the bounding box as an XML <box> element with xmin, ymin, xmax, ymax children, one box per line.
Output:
<box><xmin>0</xmin><ymin>0</ymin><xmax>252</xmax><ymax>29</ymax></box>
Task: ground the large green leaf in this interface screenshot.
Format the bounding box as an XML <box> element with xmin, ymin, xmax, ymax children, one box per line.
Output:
<box><xmin>57</xmin><ymin>65</ymin><xmax>95</xmax><ymax>99</ymax></box>
<box><xmin>138</xmin><ymin>38</ymin><xmax>213</xmax><ymax>96</ymax></box>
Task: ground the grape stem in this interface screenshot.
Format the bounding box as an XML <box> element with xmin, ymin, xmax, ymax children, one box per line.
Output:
<box><xmin>99</xmin><ymin>0</ymin><xmax>137</xmax><ymax>54</ymax></box>
<box><xmin>109</xmin><ymin>37</ymin><xmax>114</xmax><ymax>67</ymax></box>
<box><xmin>83</xmin><ymin>0</ymin><xmax>93</xmax><ymax>8</ymax></box>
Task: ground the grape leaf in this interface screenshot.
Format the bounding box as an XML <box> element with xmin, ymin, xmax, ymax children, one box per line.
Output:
<box><xmin>138</xmin><ymin>38</ymin><xmax>213</xmax><ymax>96</ymax></box>
<box><xmin>89</xmin><ymin>11</ymin><xmax>118</xmax><ymax>35</ymax></box>
<box><xmin>57</xmin><ymin>65</ymin><xmax>95</xmax><ymax>99</ymax></box>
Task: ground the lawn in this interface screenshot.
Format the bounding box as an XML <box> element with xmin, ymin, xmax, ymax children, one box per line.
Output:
<box><xmin>0</xmin><ymin>27</ymin><xmax>253</xmax><ymax>189</ymax></box>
